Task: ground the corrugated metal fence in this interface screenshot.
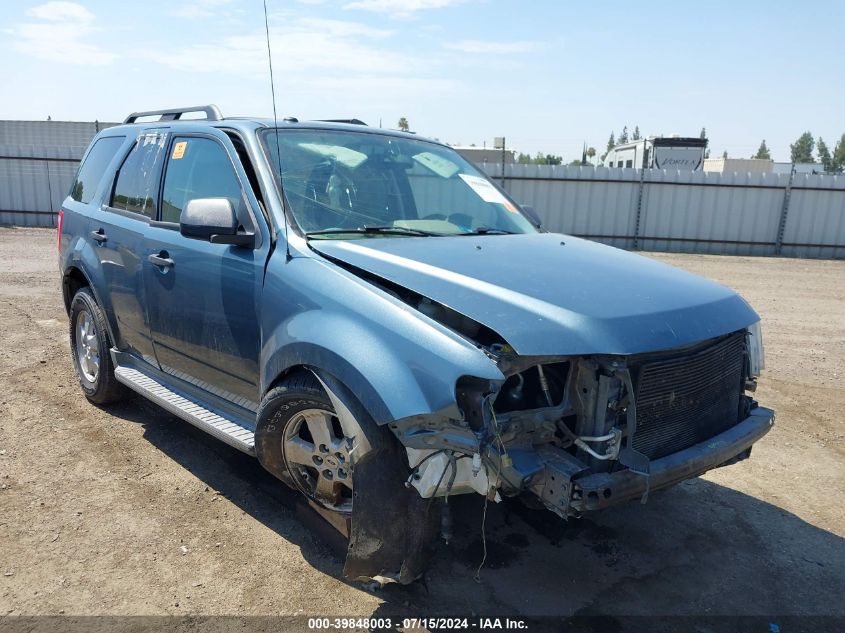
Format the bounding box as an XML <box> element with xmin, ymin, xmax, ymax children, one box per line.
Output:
<box><xmin>0</xmin><ymin>120</ymin><xmax>117</xmax><ymax>227</ymax></box>
<box><xmin>1</xmin><ymin>121</ymin><xmax>843</xmax><ymax>258</ymax></box>
<box><xmin>479</xmin><ymin>163</ymin><xmax>845</xmax><ymax>259</ymax></box>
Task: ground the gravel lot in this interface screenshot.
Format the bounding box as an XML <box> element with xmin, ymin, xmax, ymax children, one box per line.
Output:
<box><xmin>0</xmin><ymin>227</ymin><xmax>843</xmax><ymax>623</ymax></box>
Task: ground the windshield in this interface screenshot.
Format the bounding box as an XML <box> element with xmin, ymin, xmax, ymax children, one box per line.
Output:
<box><xmin>260</xmin><ymin>129</ymin><xmax>537</xmax><ymax>238</ymax></box>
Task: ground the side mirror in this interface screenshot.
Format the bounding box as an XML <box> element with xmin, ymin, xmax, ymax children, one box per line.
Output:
<box><xmin>520</xmin><ymin>204</ymin><xmax>542</xmax><ymax>229</ymax></box>
<box><xmin>179</xmin><ymin>198</ymin><xmax>253</xmax><ymax>247</ymax></box>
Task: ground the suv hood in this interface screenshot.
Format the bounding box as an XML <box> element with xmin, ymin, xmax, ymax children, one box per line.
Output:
<box><xmin>310</xmin><ymin>233</ymin><xmax>758</xmax><ymax>356</ymax></box>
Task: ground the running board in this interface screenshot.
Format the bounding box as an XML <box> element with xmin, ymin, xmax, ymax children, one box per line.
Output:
<box><xmin>114</xmin><ymin>366</ymin><xmax>256</xmax><ymax>455</ymax></box>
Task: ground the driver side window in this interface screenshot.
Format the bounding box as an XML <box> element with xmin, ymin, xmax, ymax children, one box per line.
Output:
<box><xmin>161</xmin><ymin>137</ymin><xmax>244</xmax><ymax>224</ymax></box>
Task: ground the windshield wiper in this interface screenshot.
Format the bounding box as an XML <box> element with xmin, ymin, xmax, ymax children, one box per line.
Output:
<box><xmin>306</xmin><ymin>226</ymin><xmax>442</xmax><ymax>238</ymax></box>
<box><xmin>457</xmin><ymin>227</ymin><xmax>516</xmax><ymax>235</ymax></box>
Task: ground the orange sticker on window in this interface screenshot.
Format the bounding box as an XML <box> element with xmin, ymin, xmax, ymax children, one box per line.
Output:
<box><xmin>503</xmin><ymin>201</ymin><xmax>518</xmax><ymax>213</ymax></box>
<box><xmin>172</xmin><ymin>141</ymin><xmax>187</xmax><ymax>160</ymax></box>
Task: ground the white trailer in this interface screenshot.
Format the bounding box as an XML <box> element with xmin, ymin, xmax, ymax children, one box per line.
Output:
<box><xmin>603</xmin><ymin>136</ymin><xmax>708</xmax><ymax>170</ymax></box>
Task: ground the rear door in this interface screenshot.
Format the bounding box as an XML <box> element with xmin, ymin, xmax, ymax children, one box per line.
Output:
<box><xmin>91</xmin><ymin>131</ymin><xmax>168</xmax><ymax>365</ymax></box>
<box><xmin>142</xmin><ymin>131</ymin><xmax>265</xmax><ymax>409</ymax></box>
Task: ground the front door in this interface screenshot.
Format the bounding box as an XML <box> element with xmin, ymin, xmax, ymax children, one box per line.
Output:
<box><xmin>143</xmin><ymin>133</ymin><xmax>264</xmax><ymax>409</ymax></box>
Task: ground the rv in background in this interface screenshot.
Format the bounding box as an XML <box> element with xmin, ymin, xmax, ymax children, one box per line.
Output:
<box><xmin>603</xmin><ymin>136</ymin><xmax>708</xmax><ymax>170</ymax></box>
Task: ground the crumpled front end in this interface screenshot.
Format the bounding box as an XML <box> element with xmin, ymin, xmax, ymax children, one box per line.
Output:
<box><xmin>308</xmin><ymin>241</ymin><xmax>774</xmax><ymax>584</ymax></box>
<box><xmin>390</xmin><ymin>328</ymin><xmax>774</xmax><ymax>523</ymax></box>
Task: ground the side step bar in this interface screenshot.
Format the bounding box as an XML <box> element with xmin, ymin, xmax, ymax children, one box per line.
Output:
<box><xmin>114</xmin><ymin>366</ymin><xmax>256</xmax><ymax>455</ymax></box>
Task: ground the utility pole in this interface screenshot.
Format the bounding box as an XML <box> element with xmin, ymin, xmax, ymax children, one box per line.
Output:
<box><xmin>494</xmin><ymin>136</ymin><xmax>506</xmax><ymax>186</ymax></box>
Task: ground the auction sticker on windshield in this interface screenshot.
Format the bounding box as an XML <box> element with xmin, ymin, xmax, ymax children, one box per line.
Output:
<box><xmin>459</xmin><ymin>174</ymin><xmax>511</xmax><ymax>205</ymax></box>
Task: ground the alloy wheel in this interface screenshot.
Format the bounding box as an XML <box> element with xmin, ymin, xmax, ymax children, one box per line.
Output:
<box><xmin>283</xmin><ymin>408</ymin><xmax>354</xmax><ymax>513</ymax></box>
<box><xmin>75</xmin><ymin>310</ymin><xmax>100</xmax><ymax>383</ymax></box>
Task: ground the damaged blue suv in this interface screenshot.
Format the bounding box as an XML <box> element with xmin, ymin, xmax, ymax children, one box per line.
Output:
<box><xmin>59</xmin><ymin>105</ymin><xmax>774</xmax><ymax>584</ymax></box>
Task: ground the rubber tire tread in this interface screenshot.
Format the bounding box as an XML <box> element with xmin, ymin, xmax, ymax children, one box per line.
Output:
<box><xmin>69</xmin><ymin>287</ymin><xmax>128</xmax><ymax>405</ymax></box>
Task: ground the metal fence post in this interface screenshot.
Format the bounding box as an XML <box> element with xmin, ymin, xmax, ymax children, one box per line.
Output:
<box><xmin>632</xmin><ymin>168</ymin><xmax>647</xmax><ymax>250</ymax></box>
<box><xmin>774</xmin><ymin>164</ymin><xmax>795</xmax><ymax>256</ymax></box>
<box><xmin>44</xmin><ymin>160</ymin><xmax>55</xmax><ymax>227</ymax></box>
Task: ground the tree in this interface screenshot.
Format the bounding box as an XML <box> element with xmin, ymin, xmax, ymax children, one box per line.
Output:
<box><xmin>538</xmin><ymin>153</ymin><xmax>563</xmax><ymax>165</ymax></box>
<box><xmin>632</xmin><ymin>126</ymin><xmax>641</xmax><ymax>141</ymax></box>
<box><xmin>619</xmin><ymin>126</ymin><xmax>629</xmax><ymax>144</ymax></box>
<box><xmin>516</xmin><ymin>152</ymin><xmax>563</xmax><ymax>165</ymax></box>
<box><xmin>606</xmin><ymin>132</ymin><xmax>615</xmax><ymax>153</ymax></box>
<box><xmin>752</xmin><ymin>140</ymin><xmax>771</xmax><ymax>160</ymax></box>
<box><xmin>722</xmin><ymin>150</ymin><xmax>728</xmax><ymax>159</ymax></box>
<box><xmin>586</xmin><ymin>146</ymin><xmax>596</xmax><ymax>163</ymax></box>
<box><xmin>831</xmin><ymin>133</ymin><xmax>845</xmax><ymax>173</ymax></box>
<box><xmin>397</xmin><ymin>117</ymin><xmax>409</xmax><ymax>132</ymax></box>
<box><xmin>790</xmin><ymin>131</ymin><xmax>815</xmax><ymax>163</ymax></box>
<box><xmin>817</xmin><ymin>137</ymin><xmax>832</xmax><ymax>171</ymax></box>
<box><xmin>700</xmin><ymin>127</ymin><xmax>707</xmax><ymax>140</ymax></box>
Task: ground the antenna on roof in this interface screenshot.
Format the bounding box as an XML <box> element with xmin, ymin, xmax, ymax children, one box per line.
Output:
<box><xmin>262</xmin><ymin>0</ymin><xmax>291</xmax><ymax>261</ymax></box>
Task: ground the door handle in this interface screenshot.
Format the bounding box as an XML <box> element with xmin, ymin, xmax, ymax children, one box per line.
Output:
<box><xmin>91</xmin><ymin>229</ymin><xmax>107</xmax><ymax>243</ymax></box>
<box><xmin>148</xmin><ymin>252</ymin><xmax>174</xmax><ymax>268</ymax></box>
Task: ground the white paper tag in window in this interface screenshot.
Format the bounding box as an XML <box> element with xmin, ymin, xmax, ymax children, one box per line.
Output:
<box><xmin>459</xmin><ymin>174</ymin><xmax>510</xmax><ymax>205</ymax></box>
<box><xmin>172</xmin><ymin>141</ymin><xmax>187</xmax><ymax>160</ymax></box>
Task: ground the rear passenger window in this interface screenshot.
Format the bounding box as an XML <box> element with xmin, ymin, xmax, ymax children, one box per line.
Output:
<box><xmin>111</xmin><ymin>133</ymin><xmax>167</xmax><ymax>217</ymax></box>
<box><xmin>161</xmin><ymin>137</ymin><xmax>243</xmax><ymax>224</ymax></box>
<box><xmin>71</xmin><ymin>136</ymin><xmax>125</xmax><ymax>203</ymax></box>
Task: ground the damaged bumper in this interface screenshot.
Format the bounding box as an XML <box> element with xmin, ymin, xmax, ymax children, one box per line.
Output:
<box><xmin>396</xmin><ymin>405</ymin><xmax>775</xmax><ymax>521</ymax></box>
<box><xmin>569</xmin><ymin>407</ymin><xmax>775</xmax><ymax>512</ymax></box>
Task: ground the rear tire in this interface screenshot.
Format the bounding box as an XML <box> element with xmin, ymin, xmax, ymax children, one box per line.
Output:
<box><xmin>69</xmin><ymin>287</ymin><xmax>128</xmax><ymax>405</ymax></box>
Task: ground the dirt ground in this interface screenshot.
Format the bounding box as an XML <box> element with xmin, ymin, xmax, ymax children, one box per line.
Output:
<box><xmin>0</xmin><ymin>227</ymin><xmax>843</xmax><ymax>623</ymax></box>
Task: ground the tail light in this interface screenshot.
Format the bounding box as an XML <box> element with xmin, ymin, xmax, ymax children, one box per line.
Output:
<box><xmin>57</xmin><ymin>209</ymin><xmax>64</xmax><ymax>251</ymax></box>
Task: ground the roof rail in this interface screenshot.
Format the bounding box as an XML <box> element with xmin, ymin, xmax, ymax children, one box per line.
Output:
<box><xmin>316</xmin><ymin>118</ymin><xmax>368</xmax><ymax>126</ymax></box>
<box><xmin>123</xmin><ymin>104</ymin><xmax>223</xmax><ymax>124</ymax></box>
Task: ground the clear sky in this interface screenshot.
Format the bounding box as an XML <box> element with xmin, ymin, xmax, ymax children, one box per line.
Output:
<box><xmin>2</xmin><ymin>0</ymin><xmax>843</xmax><ymax>162</ymax></box>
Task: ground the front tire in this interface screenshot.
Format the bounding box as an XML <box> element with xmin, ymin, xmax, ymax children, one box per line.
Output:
<box><xmin>256</xmin><ymin>371</ymin><xmax>441</xmax><ymax>583</ymax></box>
<box><xmin>256</xmin><ymin>372</ymin><xmax>378</xmax><ymax>515</ymax></box>
<box><xmin>69</xmin><ymin>287</ymin><xmax>127</xmax><ymax>405</ymax></box>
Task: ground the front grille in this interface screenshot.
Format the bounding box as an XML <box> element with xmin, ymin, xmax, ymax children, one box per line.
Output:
<box><xmin>632</xmin><ymin>332</ymin><xmax>745</xmax><ymax>460</ymax></box>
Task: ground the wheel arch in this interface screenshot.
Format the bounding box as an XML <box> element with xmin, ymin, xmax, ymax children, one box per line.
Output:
<box><xmin>62</xmin><ymin>251</ymin><xmax>120</xmax><ymax>351</ymax></box>
<box><xmin>62</xmin><ymin>266</ymin><xmax>90</xmax><ymax>314</ymax></box>
<box><xmin>261</xmin><ymin>342</ymin><xmax>402</xmax><ymax>426</ymax></box>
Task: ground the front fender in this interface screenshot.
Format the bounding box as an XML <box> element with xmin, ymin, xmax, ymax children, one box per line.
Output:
<box><xmin>260</xmin><ymin>254</ymin><xmax>503</xmax><ymax>425</ymax></box>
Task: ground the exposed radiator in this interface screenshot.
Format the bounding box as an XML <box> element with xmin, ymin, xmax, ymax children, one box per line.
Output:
<box><xmin>632</xmin><ymin>332</ymin><xmax>745</xmax><ymax>460</ymax></box>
